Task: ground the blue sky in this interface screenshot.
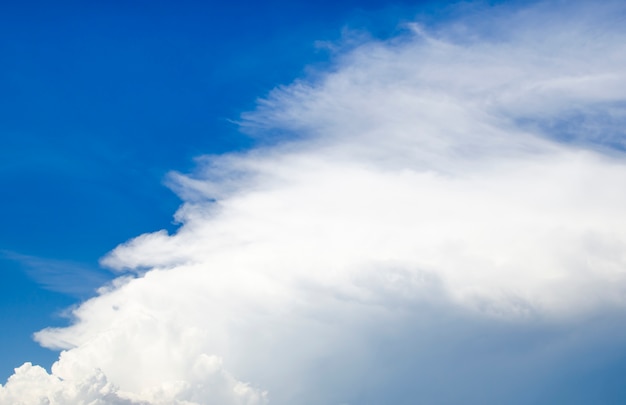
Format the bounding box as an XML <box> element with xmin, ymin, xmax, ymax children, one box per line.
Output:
<box><xmin>3</xmin><ymin>1</ymin><xmax>626</xmax><ymax>404</ymax></box>
<box><xmin>0</xmin><ymin>0</ymin><xmax>433</xmax><ymax>377</ymax></box>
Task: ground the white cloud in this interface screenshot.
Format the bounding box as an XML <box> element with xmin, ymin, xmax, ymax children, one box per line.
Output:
<box><xmin>0</xmin><ymin>362</ymin><xmax>135</xmax><ymax>405</ymax></box>
<box><xmin>1</xmin><ymin>251</ymin><xmax>110</xmax><ymax>297</ymax></box>
<box><xmin>0</xmin><ymin>358</ymin><xmax>265</xmax><ymax>405</ymax></box>
<box><xmin>4</xmin><ymin>1</ymin><xmax>626</xmax><ymax>404</ymax></box>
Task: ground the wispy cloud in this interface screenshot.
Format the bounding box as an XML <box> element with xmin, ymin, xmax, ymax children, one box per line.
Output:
<box><xmin>3</xmin><ymin>1</ymin><xmax>626</xmax><ymax>404</ymax></box>
<box><xmin>1</xmin><ymin>251</ymin><xmax>112</xmax><ymax>298</ymax></box>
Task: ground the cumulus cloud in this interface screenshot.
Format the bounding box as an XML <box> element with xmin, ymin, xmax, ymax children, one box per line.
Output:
<box><xmin>0</xmin><ymin>359</ymin><xmax>265</xmax><ymax>405</ymax></box>
<box><xmin>4</xmin><ymin>1</ymin><xmax>626</xmax><ymax>404</ymax></box>
<box><xmin>0</xmin><ymin>362</ymin><xmax>135</xmax><ymax>405</ymax></box>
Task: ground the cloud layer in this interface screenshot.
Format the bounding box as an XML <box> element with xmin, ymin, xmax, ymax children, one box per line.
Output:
<box><xmin>4</xmin><ymin>1</ymin><xmax>626</xmax><ymax>404</ymax></box>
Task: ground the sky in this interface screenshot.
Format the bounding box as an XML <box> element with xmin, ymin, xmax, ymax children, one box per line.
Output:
<box><xmin>0</xmin><ymin>0</ymin><xmax>427</xmax><ymax>377</ymax></box>
<box><xmin>2</xmin><ymin>0</ymin><xmax>626</xmax><ymax>404</ymax></box>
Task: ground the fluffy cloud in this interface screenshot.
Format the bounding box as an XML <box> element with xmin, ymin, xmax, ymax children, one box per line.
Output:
<box><xmin>0</xmin><ymin>358</ymin><xmax>266</xmax><ymax>405</ymax></box>
<box><xmin>4</xmin><ymin>1</ymin><xmax>626</xmax><ymax>404</ymax></box>
<box><xmin>0</xmin><ymin>362</ymin><xmax>134</xmax><ymax>405</ymax></box>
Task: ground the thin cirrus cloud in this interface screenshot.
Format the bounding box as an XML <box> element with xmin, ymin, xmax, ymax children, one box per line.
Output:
<box><xmin>1</xmin><ymin>251</ymin><xmax>111</xmax><ymax>298</ymax></box>
<box><xmin>3</xmin><ymin>1</ymin><xmax>626</xmax><ymax>404</ymax></box>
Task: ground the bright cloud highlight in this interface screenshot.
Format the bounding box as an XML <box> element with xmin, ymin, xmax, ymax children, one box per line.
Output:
<box><xmin>4</xmin><ymin>1</ymin><xmax>626</xmax><ymax>404</ymax></box>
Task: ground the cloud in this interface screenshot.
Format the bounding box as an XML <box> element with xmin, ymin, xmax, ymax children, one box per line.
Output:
<box><xmin>4</xmin><ymin>1</ymin><xmax>626</xmax><ymax>404</ymax></box>
<box><xmin>0</xmin><ymin>359</ymin><xmax>265</xmax><ymax>405</ymax></box>
<box><xmin>0</xmin><ymin>362</ymin><xmax>135</xmax><ymax>405</ymax></box>
<box><xmin>1</xmin><ymin>251</ymin><xmax>111</xmax><ymax>298</ymax></box>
